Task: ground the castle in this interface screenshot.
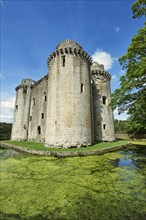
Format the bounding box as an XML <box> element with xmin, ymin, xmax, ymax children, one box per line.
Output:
<box><xmin>11</xmin><ymin>40</ymin><xmax>115</xmax><ymax>148</ymax></box>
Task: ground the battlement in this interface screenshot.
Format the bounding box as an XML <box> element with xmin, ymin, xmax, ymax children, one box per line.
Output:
<box><xmin>47</xmin><ymin>39</ymin><xmax>92</xmax><ymax>67</ymax></box>
<box><xmin>91</xmin><ymin>62</ymin><xmax>111</xmax><ymax>80</ymax></box>
<box><xmin>15</xmin><ymin>79</ymin><xmax>34</xmax><ymax>91</ymax></box>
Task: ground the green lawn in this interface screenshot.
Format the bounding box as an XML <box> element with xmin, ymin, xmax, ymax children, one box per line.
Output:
<box><xmin>1</xmin><ymin>140</ymin><xmax>130</xmax><ymax>152</ymax></box>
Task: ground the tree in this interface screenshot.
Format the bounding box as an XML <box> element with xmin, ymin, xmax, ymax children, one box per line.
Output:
<box><xmin>111</xmin><ymin>0</ymin><xmax>146</xmax><ymax>134</ymax></box>
<box><xmin>131</xmin><ymin>0</ymin><xmax>146</xmax><ymax>18</ymax></box>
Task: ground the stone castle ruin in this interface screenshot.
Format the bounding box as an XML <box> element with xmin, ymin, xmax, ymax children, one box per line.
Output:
<box><xmin>11</xmin><ymin>40</ymin><xmax>115</xmax><ymax>148</ymax></box>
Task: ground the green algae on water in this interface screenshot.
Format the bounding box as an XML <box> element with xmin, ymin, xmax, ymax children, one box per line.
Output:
<box><xmin>0</xmin><ymin>148</ymin><xmax>146</xmax><ymax>220</ymax></box>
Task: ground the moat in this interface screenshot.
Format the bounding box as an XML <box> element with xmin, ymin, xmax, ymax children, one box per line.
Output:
<box><xmin>0</xmin><ymin>145</ymin><xmax>146</xmax><ymax>220</ymax></box>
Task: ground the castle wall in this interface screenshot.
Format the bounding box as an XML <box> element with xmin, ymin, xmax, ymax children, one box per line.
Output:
<box><xmin>11</xmin><ymin>79</ymin><xmax>33</xmax><ymax>140</ymax></box>
<box><xmin>11</xmin><ymin>40</ymin><xmax>115</xmax><ymax>147</ymax></box>
<box><xmin>45</xmin><ymin>42</ymin><xmax>93</xmax><ymax>147</ymax></box>
<box><xmin>28</xmin><ymin>76</ymin><xmax>48</xmax><ymax>142</ymax></box>
<box><xmin>92</xmin><ymin>65</ymin><xmax>115</xmax><ymax>141</ymax></box>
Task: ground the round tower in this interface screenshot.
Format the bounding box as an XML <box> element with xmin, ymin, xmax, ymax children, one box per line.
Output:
<box><xmin>45</xmin><ymin>39</ymin><xmax>93</xmax><ymax>148</ymax></box>
<box><xmin>11</xmin><ymin>79</ymin><xmax>33</xmax><ymax>140</ymax></box>
<box><xmin>91</xmin><ymin>62</ymin><xmax>115</xmax><ymax>141</ymax></box>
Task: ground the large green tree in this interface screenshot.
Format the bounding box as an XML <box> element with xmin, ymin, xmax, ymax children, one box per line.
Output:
<box><xmin>111</xmin><ymin>0</ymin><xmax>146</xmax><ymax>134</ymax></box>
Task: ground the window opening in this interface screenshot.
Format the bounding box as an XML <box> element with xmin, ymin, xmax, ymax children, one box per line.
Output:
<box><xmin>41</xmin><ymin>113</ymin><xmax>44</xmax><ymax>119</ymax></box>
<box><xmin>62</xmin><ymin>56</ymin><xmax>66</xmax><ymax>67</ymax></box>
<box><xmin>37</xmin><ymin>126</ymin><xmax>41</xmax><ymax>135</ymax></box>
<box><xmin>30</xmin><ymin>116</ymin><xmax>32</xmax><ymax>121</ymax></box>
<box><xmin>55</xmin><ymin>121</ymin><xmax>57</xmax><ymax>125</ymax></box>
<box><xmin>15</xmin><ymin>105</ymin><xmax>18</xmax><ymax>110</ymax></box>
<box><xmin>81</xmin><ymin>83</ymin><xmax>84</xmax><ymax>93</ymax></box>
<box><xmin>33</xmin><ymin>98</ymin><xmax>36</xmax><ymax>106</ymax></box>
<box><xmin>102</xmin><ymin>96</ymin><xmax>107</xmax><ymax>105</ymax></box>
<box><xmin>45</xmin><ymin>95</ymin><xmax>47</xmax><ymax>102</ymax></box>
<box><xmin>23</xmin><ymin>88</ymin><xmax>27</xmax><ymax>94</ymax></box>
<box><xmin>103</xmin><ymin>124</ymin><xmax>106</xmax><ymax>130</ymax></box>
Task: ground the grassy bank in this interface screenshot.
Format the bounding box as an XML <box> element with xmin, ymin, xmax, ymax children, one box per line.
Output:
<box><xmin>1</xmin><ymin>140</ymin><xmax>130</xmax><ymax>152</ymax></box>
<box><xmin>130</xmin><ymin>140</ymin><xmax>146</xmax><ymax>146</ymax></box>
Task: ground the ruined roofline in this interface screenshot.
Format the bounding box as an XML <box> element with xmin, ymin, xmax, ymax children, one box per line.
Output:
<box><xmin>15</xmin><ymin>79</ymin><xmax>35</xmax><ymax>91</ymax></box>
<box><xmin>15</xmin><ymin>75</ymin><xmax>48</xmax><ymax>91</ymax></box>
<box><xmin>47</xmin><ymin>39</ymin><xmax>92</xmax><ymax>67</ymax></box>
<box><xmin>91</xmin><ymin>61</ymin><xmax>111</xmax><ymax>80</ymax></box>
<box><xmin>32</xmin><ymin>74</ymin><xmax>48</xmax><ymax>88</ymax></box>
<box><xmin>91</xmin><ymin>69</ymin><xmax>111</xmax><ymax>80</ymax></box>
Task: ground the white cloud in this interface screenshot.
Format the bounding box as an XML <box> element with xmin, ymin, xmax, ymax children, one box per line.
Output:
<box><xmin>114</xmin><ymin>108</ymin><xmax>128</xmax><ymax>120</ymax></box>
<box><xmin>115</xmin><ymin>27</ymin><xmax>120</xmax><ymax>33</ymax></box>
<box><xmin>92</xmin><ymin>49</ymin><xmax>115</xmax><ymax>71</ymax></box>
<box><xmin>1</xmin><ymin>97</ymin><xmax>15</xmax><ymax>123</ymax></box>
<box><xmin>113</xmin><ymin>26</ymin><xmax>120</xmax><ymax>34</ymax></box>
<box><xmin>112</xmin><ymin>74</ymin><xmax>117</xmax><ymax>80</ymax></box>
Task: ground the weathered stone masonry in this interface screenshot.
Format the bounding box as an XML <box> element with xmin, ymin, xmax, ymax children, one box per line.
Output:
<box><xmin>11</xmin><ymin>40</ymin><xmax>115</xmax><ymax>148</ymax></box>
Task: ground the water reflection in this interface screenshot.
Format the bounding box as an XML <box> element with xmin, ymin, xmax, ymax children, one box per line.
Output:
<box><xmin>110</xmin><ymin>147</ymin><xmax>146</xmax><ymax>170</ymax></box>
<box><xmin>0</xmin><ymin>146</ymin><xmax>23</xmax><ymax>160</ymax></box>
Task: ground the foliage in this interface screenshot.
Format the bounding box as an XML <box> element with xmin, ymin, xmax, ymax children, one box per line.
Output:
<box><xmin>0</xmin><ymin>123</ymin><xmax>12</xmax><ymax>140</ymax></box>
<box><xmin>115</xmin><ymin>118</ymin><xmax>146</xmax><ymax>134</ymax></box>
<box><xmin>111</xmin><ymin>0</ymin><xmax>146</xmax><ymax>134</ymax></box>
<box><xmin>0</xmin><ymin>123</ymin><xmax>12</xmax><ymax>135</ymax></box>
<box><xmin>114</xmin><ymin>119</ymin><xmax>129</xmax><ymax>133</ymax></box>
<box><xmin>0</xmin><ymin>147</ymin><xmax>146</xmax><ymax>219</ymax></box>
<box><xmin>131</xmin><ymin>0</ymin><xmax>146</xmax><ymax>18</ymax></box>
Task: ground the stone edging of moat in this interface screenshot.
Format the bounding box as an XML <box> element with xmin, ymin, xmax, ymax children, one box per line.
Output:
<box><xmin>0</xmin><ymin>141</ymin><xmax>134</xmax><ymax>158</ymax></box>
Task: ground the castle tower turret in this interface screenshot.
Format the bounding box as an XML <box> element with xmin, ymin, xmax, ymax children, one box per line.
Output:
<box><xmin>45</xmin><ymin>40</ymin><xmax>93</xmax><ymax>148</ymax></box>
<box><xmin>11</xmin><ymin>79</ymin><xmax>33</xmax><ymax>140</ymax></box>
<box><xmin>91</xmin><ymin>62</ymin><xmax>115</xmax><ymax>141</ymax></box>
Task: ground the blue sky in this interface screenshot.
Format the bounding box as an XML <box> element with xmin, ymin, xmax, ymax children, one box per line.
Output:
<box><xmin>0</xmin><ymin>0</ymin><xmax>144</xmax><ymax>122</ymax></box>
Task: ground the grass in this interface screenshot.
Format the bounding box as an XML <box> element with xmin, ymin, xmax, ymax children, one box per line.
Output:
<box><xmin>1</xmin><ymin>140</ymin><xmax>130</xmax><ymax>152</ymax></box>
<box><xmin>130</xmin><ymin>140</ymin><xmax>146</xmax><ymax>146</ymax></box>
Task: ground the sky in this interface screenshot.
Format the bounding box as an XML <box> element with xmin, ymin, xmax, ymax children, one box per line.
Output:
<box><xmin>0</xmin><ymin>0</ymin><xmax>144</xmax><ymax>123</ymax></box>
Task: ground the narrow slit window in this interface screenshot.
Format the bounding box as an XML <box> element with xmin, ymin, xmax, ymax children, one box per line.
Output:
<box><xmin>15</xmin><ymin>105</ymin><xmax>18</xmax><ymax>110</ymax></box>
<box><xmin>45</xmin><ymin>95</ymin><xmax>47</xmax><ymax>102</ymax></box>
<box><xmin>81</xmin><ymin>83</ymin><xmax>84</xmax><ymax>93</ymax></box>
<box><xmin>37</xmin><ymin>126</ymin><xmax>41</xmax><ymax>135</ymax></box>
<box><xmin>62</xmin><ymin>56</ymin><xmax>66</xmax><ymax>67</ymax></box>
<box><xmin>33</xmin><ymin>98</ymin><xmax>36</xmax><ymax>106</ymax></box>
<box><xmin>102</xmin><ymin>96</ymin><xmax>107</xmax><ymax>105</ymax></box>
<box><xmin>30</xmin><ymin>116</ymin><xmax>32</xmax><ymax>121</ymax></box>
<box><xmin>103</xmin><ymin>124</ymin><xmax>106</xmax><ymax>130</ymax></box>
<box><xmin>41</xmin><ymin>113</ymin><xmax>44</xmax><ymax>119</ymax></box>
